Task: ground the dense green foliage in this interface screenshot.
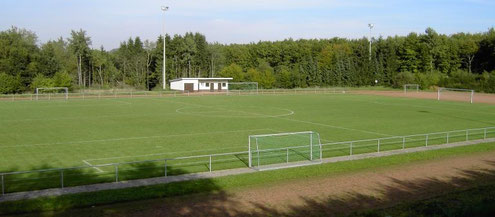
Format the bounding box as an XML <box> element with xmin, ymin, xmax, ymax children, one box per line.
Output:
<box><xmin>1</xmin><ymin>141</ymin><xmax>494</xmax><ymax>215</ymax></box>
<box><xmin>1</xmin><ymin>27</ymin><xmax>495</xmax><ymax>93</ymax></box>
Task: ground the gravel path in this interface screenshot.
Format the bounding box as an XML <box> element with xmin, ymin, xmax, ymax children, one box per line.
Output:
<box><xmin>1</xmin><ymin>138</ymin><xmax>494</xmax><ymax>203</ymax></box>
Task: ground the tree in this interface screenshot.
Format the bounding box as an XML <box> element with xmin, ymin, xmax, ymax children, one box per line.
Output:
<box><xmin>68</xmin><ymin>29</ymin><xmax>91</xmax><ymax>86</ymax></box>
<box><xmin>219</xmin><ymin>63</ymin><xmax>244</xmax><ymax>81</ymax></box>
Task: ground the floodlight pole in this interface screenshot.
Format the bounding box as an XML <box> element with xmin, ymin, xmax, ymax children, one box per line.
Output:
<box><xmin>161</xmin><ymin>6</ymin><xmax>169</xmax><ymax>90</ymax></box>
<box><xmin>368</xmin><ymin>23</ymin><xmax>374</xmax><ymax>61</ymax></box>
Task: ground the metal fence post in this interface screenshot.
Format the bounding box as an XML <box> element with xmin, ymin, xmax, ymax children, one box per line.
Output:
<box><xmin>115</xmin><ymin>165</ymin><xmax>119</xmax><ymax>182</ymax></box>
<box><xmin>402</xmin><ymin>137</ymin><xmax>406</xmax><ymax>149</ymax></box>
<box><xmin>209</xmin><ymin>155</ymin><xmax>212</xmax><ymax>172</ymax></box>
<box><xmin>350</xmin><ymin>142</ymin><xmax>353</xmax><ymax>156</ymax></box>
<box><xmin>484</xmin><ymin>128</ymin><xmax>487</xmax><ymax>140</ymax></box>
<box><xmin>466</xmin><ymin>130</ymin><xmax>469</xmax><ymax>141</ymax></box>
<box><xmin>60</xmin><ymin>170</ymin><xmax>64</xmax><ymax>188</ymax></box>
<box><xmin>310</xmin><ymin>133</ymin><xmax>313</xmax><ymax>161</ymax></box>
<box><xmin>164</xmin><ymin>160</ymin><xmax>167</xmax><ymax>177</ymax></box>
<box><xmin>377</xmin><ymin>139</ymin><xmax>380</xmax><ymax>153</ymax></box>
<box><xmin>425</xmin><ymin>134</ymin><xmax>429</xmax><ymax>146</ymax></box>
<box><xmin>1</xmin><ymin>174</ymin><xmax>4</xmax><ymax>195</ymax></box>
<box><xmin>447</xmin><ymin>132</ymin><xmax>450</xmax><ymax>144</ymax></box>
<box><xmin>286</xmin><ymin>148</ymin><xmax>289</xmax><ymax>163</ymax></box>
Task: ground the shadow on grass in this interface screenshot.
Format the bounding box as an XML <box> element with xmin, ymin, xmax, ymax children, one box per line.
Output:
<box><xmin>3</xmin><ymin>160</ymin><xmax>495</xmax><ymax>217</ymax></box>
<box><xmin>40</xmin><ymin>160</ymin><xmax>495</xmax><ymax>217</ymax></box>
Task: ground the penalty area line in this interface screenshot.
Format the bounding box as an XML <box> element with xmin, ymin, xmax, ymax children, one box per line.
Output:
<box><xmin>82</xmin><ymin>160</ymin><xmax>104</xmax><ymax>173</ymax></box>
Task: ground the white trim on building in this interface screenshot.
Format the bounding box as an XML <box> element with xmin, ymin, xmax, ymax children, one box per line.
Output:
<box><xmin>170</xmin><ymin>78</ymin><xmax>233</xmax><ymax>92</ymax></box>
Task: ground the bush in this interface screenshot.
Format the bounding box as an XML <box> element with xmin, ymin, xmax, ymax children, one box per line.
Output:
<box><xmin>415</xmin><ymin>71</ymin><xmax>443</xmax><ymax>90</ymax></box>
<box><xmin>30</xmin><ymin>74</ymin><xmax>55</xmax><ymax>89</ymax></box>
<box><xmin>439</xmin><ymin>70</ymin><xmax>477</xmax><ymax>90</ymax></box>
<box><xmin>53</xmin><ymin>71</ymin><xmax>72</xmax><ymax>88</ymax></box>
<box><xmin>393</xmin><ymin>71</ymin><xmax>415</xmax><ymax>88</ymax></box>
<box><xmin>0</xmin><ymin>73</ymin><xmax>22</xmax><ymax>94</ymax></box>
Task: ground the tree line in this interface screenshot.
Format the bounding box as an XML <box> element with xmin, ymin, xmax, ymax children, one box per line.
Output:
<box><xmin>1</xmin><ymin>26</ymin><xmax>494</xmax><ymax>94</ymax></box>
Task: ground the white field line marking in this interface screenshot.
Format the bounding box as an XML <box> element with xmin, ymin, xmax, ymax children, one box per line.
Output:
<box><xmin>265</xmin><ymin>128</ymin><xmax>335</xmax><ymax>143</ymax></box>
<box><xmin>0</xmin><ymin>128</ymin><xmax>271</xmax><ymax>148</ymax></box>
<box><xmin>84</xmin><ymin>129</ymin><xmax>282</xmax><ymax>162</ymax></box>
<box><xmin>276</xmin><ymin>117</ymin><xmax>393</xmax><ymax>137</ymax></box>
<box><xmin>161</xmin><ymin>98</ymin><xmax>393</xmax><ymax>137</ymax></box>
<box><xmin>175</xmin><ymin>107</ymin><xmax>294</xmax><ymax>118</ymax></box>
<box><xmin>0</xmin><ymin>112</ymin><xmax>178</xmax><ymax>122</ymax></box>
<box><xmin>343</xmin><ymin>96</ymin><xmax>495</xmax><ymax>116</ymax></box>
<box><xmin>110</xmin><ymin>99</ymin><xmax>133</xmax><ymax>105</ymax></box>
<box><xmin>82</xmin><ymin>160</ymin><xmax>104</xmax><ymax>173</ymax></box>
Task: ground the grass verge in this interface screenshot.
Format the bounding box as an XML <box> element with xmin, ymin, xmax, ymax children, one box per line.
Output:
<box><xmin>1</xmin><ymin>141</ymin><xmax>494</xmax><ymax>215</ymax></box>
<box><xmin>351</xmin><ymin>183</ymin><xmax>495</xmax><ymax>217</ymax></box>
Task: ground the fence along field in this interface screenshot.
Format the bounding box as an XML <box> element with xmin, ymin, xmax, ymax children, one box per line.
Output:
<box><xmin>1</xmin><ymin>91</ymin><xmax>495</xmax><ymax>195</ymax></box>
<box><xmin>1</xmin><ymin>127</ymin><xmax>494</xmax><ymax>195</ymax></box>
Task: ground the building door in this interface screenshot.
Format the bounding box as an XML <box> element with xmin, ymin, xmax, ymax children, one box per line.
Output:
<box><xmin>184</xmin><ymin>83</ymin><xmax>194</xmax><ymax>92</ymax></box>
<box><xmin>210</xmin><ymin>83</ymin><xmax>214</xmax><ymax>92</ymax></box>
<box><xmin>218</xmin><ymin>83</ymin><xmax>222</xmax><ymax>91</ymax></box>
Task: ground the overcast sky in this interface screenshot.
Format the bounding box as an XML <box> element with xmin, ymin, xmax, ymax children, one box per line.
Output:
<box><xmin>1</xmin><ymin>0</ymin><xmax>494</xmax><ymax>49</ymax></box>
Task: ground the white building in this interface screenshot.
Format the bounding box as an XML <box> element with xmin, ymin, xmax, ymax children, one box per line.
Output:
<box><xmin>169</xmin><ymin>78</ymin><xmax>233</xmax><ymax>92</ymax></box>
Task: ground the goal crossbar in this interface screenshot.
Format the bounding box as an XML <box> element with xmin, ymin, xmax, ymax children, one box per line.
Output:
<box><xmin>437</xmin><ymin>87</ymin><xmax>474</xmax><ymax>104</ymax></box>
<box><xmin>403</xmin><ymin>84</ymin><xmax>419</xmax><ymax>93</ymax></box>
<box><xmin>35</xmin><ymin>87</ymin><xmax>69</xmax><ymax>100</ymax></box>
<box><xmin>227</xmin><ymin>82</ymin><xmax>259</xmax><ymax>94</ymax></box>
<box><xmin>248</xmin><ymin>131</ymin><xmax>322</xmax><ymax>169</ymax></box>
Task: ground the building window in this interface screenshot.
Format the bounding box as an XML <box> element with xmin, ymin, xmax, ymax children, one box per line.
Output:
<box><xmin>205</xmin><ymin>83</ymin><xmax>209</xmax><ymax>87</ymax></box>
<box><xmin>222</xmin><ymin>83</ymin><xmax>226</xmax><ymax>87</ymax></box>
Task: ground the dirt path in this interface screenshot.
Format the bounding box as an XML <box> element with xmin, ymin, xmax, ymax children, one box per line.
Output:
<box><xmin>49</xmin><ymin>150</ymin><xmax>495</xmax><ymax>217</ymax></box>
<box><xmin>351</xmin><ymin>90</ymin><xmax>495</xmax><ymax>104</ymax></box>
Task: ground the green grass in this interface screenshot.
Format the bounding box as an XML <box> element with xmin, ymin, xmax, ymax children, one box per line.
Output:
<box><xmin>1</xmin><ymin>141</ymin><xmax>494</xmax><ymax>215</ymax></box>
<box><xmin>1</xmin><ymin>93</ymin><xmax>495</xmax><ymax>193</ymax></box>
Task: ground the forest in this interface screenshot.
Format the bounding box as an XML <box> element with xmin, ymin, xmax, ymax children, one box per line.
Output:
<box><xmin>0</xmin><ymin>26</ymin><xmax>494</xmax><ymax>94</ymax></box>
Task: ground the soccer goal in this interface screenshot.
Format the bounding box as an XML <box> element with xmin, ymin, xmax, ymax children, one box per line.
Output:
<box><xmin>35</xmin><ymin>87</ymin><xmax>69</xmax><ymax>100</ymax></box>
<box><xmin>404</xmin><ymin>84</ymin><xmax>420</xmax><ymax>93</ymax></box>
<box><xmin>248</xmin><ymin>131</ymin><xmax>322</xmax><ymax>171</ymax></box>
<box><xmin>228</xmin><ymin>82</ymin><xmax>258</xmax><ymax>95</ymax></box>
<box><xmin>437</xmin><ymin>88</ymin><xmax>474</xmax><ymax>104</ymax></box>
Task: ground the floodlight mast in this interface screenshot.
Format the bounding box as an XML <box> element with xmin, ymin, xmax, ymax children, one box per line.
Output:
<box><xmin>368</xmin><ymin>23</ymin><xmax>374</xmax><ymax>61</ymax></box>
<box><xmin>161</xmin><ymin>6</ymin><xmax>169</xmax><ymax>90</ymax></box>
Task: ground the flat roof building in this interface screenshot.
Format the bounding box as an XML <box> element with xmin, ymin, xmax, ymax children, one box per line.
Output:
<box><xmin>169</xmin><ymin>78</ymin><xmax>233</xmax><ymax>92</ymax></box>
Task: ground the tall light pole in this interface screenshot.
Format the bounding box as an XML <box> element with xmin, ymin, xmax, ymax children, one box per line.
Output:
<box><xmin>368</xmin><ymin>23</ymin><xmax>374</xmax><ymax>61</ymax></box>
<box><xmin>161</xmin><ymin>6</ymin><xmax>169</xmax><ymax>90</ymax></box>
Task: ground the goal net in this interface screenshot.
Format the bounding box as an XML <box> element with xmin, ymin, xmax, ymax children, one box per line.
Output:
<box><xmin>35</xmin><ymin>87</ymin><xmax>69</xmax><ymax>100</ymax></box>
<box><xmin>228</xmin><ymin>82</ymin><xmax>258</xmax><ymax>95</ymax></box>
<box><xmin>404</xmin><ymin>84</ymin><xmax>419</xmax><ymax>93</ymax></box>
<box><xmin>437</xmin><ymin>88</ymin><xmax>474</xmax><ymax>104</ymax></box>
<box><xmin>248</xmin><ymin>131</ymin><xmax>322</xmax><ymax>170</ymax></box>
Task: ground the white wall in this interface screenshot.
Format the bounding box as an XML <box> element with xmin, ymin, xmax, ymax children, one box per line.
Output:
<box><xmin>170</xmin><ymin>80</ymin><xmax>200</xmax><ymax>91</ymax></box>
<box><xmin>171</xmin><ymin>80</ymin><xmax>229</xmax><ymax>91</ymax></box>
<box><xmin>198</xmin><ymin>81</ymin><xmax>228</xmax><ymax>91</ymax></box>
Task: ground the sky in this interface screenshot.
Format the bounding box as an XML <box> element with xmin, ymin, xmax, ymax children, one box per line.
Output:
<box><xmin>1</xmin><ymin>0</ymin><xmax>494</xmax><ymax>50</ymax></box>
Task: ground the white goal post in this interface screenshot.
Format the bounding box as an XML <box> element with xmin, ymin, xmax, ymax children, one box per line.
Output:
<box><xmin>248</xmin><ymin>131</ymin><xmax>322</xmax><ymax>170</ymax></box>
<box><xmin>404</xmin><ymin>84</ymin><xmax>419</xmax><ymax>93</ymax></box>
<box><xmin>228</xmin><ymin>82</ymin><xmax>259</xmax><ymax>95</ymax></box>
<box><xmin>35</xmin><ymin>87</ymin><xmax>69</xmax><ymax>100</ymax></box>
<box><xmin>437</xmin><ymin>88</ymin><xmax>474</xmax><ymax>104</ymax></box>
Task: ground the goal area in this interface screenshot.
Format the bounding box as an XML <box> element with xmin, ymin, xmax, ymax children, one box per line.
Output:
<box><xmin>228</xmin><ymin>82</ymin><xmax>258</xmax><ymax>95</ymax></box>
<box><xmin>437</xmin><ymin>88</ymin><xmax>474</xmax><ymax>104</ymax></box>
<box><xmin>35</xmin><ymin>87</ymin><xmax>69</xmax><ymax>100</ymax></box>
<box><xmin>404</xmin><ymin>84</ymin><xmax>419</xmax><ymax>93</ymax></box>
<box><xmin>248</xmin><ymin>131</ymin><xmax>322</xmax><ymax>170</ymax></box>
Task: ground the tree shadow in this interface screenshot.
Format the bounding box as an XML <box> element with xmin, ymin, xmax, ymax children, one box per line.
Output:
<box><xmin>4</xmin><ymin>161</ymin><xmax>495</xmax><ymax>217</ymax></box>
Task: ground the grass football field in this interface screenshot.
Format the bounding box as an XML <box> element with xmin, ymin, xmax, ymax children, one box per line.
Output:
<box><xmin>1</xmin><ymin>92</ymin><xmax>495</xmax><ymax>192</ymax></box>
